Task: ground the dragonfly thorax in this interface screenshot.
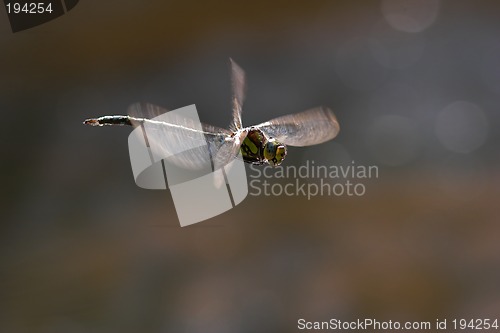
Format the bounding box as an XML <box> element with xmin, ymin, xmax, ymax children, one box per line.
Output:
<box><xmin>240</xmin><ymin>127</ymin><xmax>287</xmax><ymax>166</ymax></box>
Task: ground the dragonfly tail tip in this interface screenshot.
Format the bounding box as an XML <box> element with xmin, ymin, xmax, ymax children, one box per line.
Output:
<box><xmin>83</xmin><ymin>118</ymin><xmax>100</xmax><ymax>126</ymax></box>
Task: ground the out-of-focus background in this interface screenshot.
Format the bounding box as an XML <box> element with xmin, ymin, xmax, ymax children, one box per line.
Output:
<box><xmin>1</xmin><ymin>1</ymin><xmax>500</xmax><ymax>332</ymax></box>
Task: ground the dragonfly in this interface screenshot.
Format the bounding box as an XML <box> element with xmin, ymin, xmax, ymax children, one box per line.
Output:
<box><xmin>84</xmin><ymin>59</ymin><xmax>340</xmax><ymax>171</ymax></box>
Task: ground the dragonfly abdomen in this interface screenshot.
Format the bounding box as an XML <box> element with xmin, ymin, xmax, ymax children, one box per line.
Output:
<box><xmin>84</xmin><ymin>115</ymin><xmax>138</xmax><ymax>127</ymax></box>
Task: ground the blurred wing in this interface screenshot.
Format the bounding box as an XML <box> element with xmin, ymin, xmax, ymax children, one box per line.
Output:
<box><xmin>229</xmin><ymin>58</ymin><xmax>246</xmax><ymax>131</ymax></box>
<box><xmin>128</xmin><ymin>102</ymin><xmax>167</xmax><ymax>120</ymax></box>
<box><xmin>255</xmin><ymin>107</ymin><xmax>340</xmax><ymax>147</ymax></box>
<box><xmin>128</xmin><ymin>103</ymin><xmax>231</xmax><ymax>170</ymax></box>
<box><xmin>212</xmin><ymin>130</ymin><xmax>247</xmax><ymax>188</ymax></box>
<box><xmin>213</xmin><ymin>129</ymin><xmax>247</xmax><ymax>171</ymax></box>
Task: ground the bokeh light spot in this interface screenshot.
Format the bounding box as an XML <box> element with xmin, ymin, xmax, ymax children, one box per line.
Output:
<box><xmin>381</xmin><ymin>0</ymin><xmax>440</xmax><ymax>33</ymax></box>
<box><xmin>435</xmin><ymin>101</ymin><xmax>489</xmax><ymax>153</ymax></box>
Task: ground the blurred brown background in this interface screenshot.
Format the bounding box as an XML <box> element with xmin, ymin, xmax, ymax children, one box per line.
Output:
<box><xmin>1</xmin><ymin>1</ymin><xmax>500</xmax><ymax>332</ymax></box>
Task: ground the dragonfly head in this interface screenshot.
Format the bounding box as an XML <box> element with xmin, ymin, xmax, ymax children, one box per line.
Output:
<box><xmin>264</xmin><ymin>138</ymin><xmax>287</xmax><ymax>166</ymax></box>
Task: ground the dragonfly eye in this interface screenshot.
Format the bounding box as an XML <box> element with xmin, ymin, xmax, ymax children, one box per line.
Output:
<box><xmin>264</xmin><ymin>139</ymin><xmax>287</xmax><ymax>166</ymax></box>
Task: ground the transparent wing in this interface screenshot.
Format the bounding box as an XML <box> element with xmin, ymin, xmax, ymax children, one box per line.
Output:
<box><xmin>229</xmin><ymin>58</ymin><xmax>246</xmax><ymax>131</ymax></box>
<box><xmin>128</xmin><ymin>102</ymin><xmax>167</xmax><ymax>119</ymax></box>
<box><xmin>255</xmin><ymin>106</ymin><xmax>340</xmax><ymax>146</ymax></box>
<box><xmin>128</xmin><ymin>103</ymin><xmax>231</xmax><ymax>170</ymax></box>
<box><xmin>211</xmin><ymin>129</ymin><xmax>248</xmax><ymax>188</ymax></box>
<box><xmin>212</xmin><ymin>129</ymin><xmax>248</xmax><ymax>171</ymax></box>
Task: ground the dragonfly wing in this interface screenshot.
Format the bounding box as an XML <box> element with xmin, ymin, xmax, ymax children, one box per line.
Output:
<box><xmin>255</xmin><ymin>107</ymin><xmax>340</xmax><ymax>147</ymax></box>
<box><xmin>212</xmin><ymin>129</ymin><xmax>247</xmax><ymax>171</ymax></box>
<box><xmin>229</xmin><ymin>58</ymin><xmax>246</xmax><ymax>131</ymax></box>
<box><xmin>211</xmin><ymin>130</ymin><xmax>247</xmax><ymax>188</ymax></box>
<box><xmin>128</xmin><ymin>103</ymin><xmax>231</xmax><ymax>170</ymax></box>
<box><xmin>128</xmin><ymin>102</ymin><xmax>169</xmax><ymax>121</ymax></box>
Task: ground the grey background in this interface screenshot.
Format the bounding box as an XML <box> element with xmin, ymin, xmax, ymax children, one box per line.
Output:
<box><xmin>1</xmin><ymin>1</ymin><xmax>499</xmax><ymax>332</ymax></box>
